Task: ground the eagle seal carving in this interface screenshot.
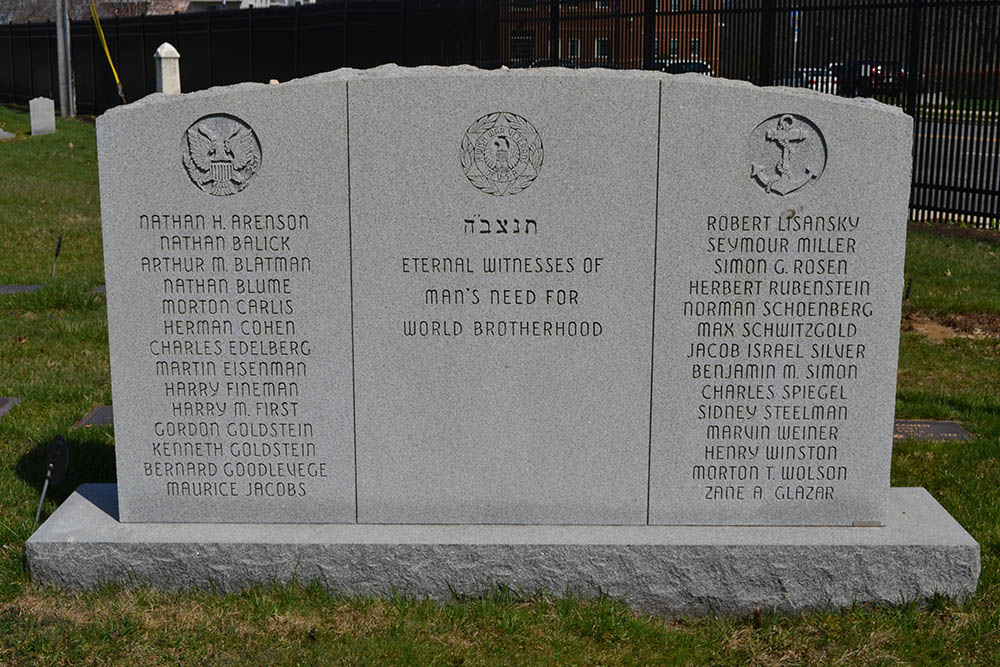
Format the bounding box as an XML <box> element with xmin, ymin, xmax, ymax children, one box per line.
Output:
<box><xmin>182</xmin><ymin>114</ymin><xmax>262</xmax><ymax>196</ymax></box>
<box><xmin>461</xmin><ymin>112</ymin><xmax>543</xmax><ymax>196</ymax></box>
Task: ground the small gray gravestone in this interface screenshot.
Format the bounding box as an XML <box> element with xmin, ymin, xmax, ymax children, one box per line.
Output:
<box><xmin>0</xmin><ymin>397</ymin><xmax>21</xmax><ymax>419</ymax></box>
<box><xmin>26</xmin><ymin>67</ymin><xmax>979</xmax><ymax>615</ymax></box>
<box><xmin>0</xmin><ymin>127</ymin><xmax>15</xmax><ymax>141</ymax></box>
<box><xmin>29</xmin><ymin>97</ymin><xmax>56</xmax><ymax>136</ymax></box>
<box><xmin>0</xmin><ymin>285</ymin><xmax>42</xmax><ymax>294</ymax></box>
<box><xmin>894</xmin><ymin>419</ymin><xmax>971</xmax><ymax>442</ymax></box>
<box><xmin>154</xmin><ymin>42</ymin><xmax>181</xmax><ymax>95</ymax></box>
<box><xmin>73</xmin><ymin>405</ymin><xmax>114</xmax><ymax>428</ymax></box>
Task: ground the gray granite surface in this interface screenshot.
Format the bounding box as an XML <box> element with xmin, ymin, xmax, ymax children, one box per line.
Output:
<box><xmin>94</xmin><ymin>67</ymin><xmax>918</xmax><ymax>528</ymax></box>
<box><xmin>649</xmin><ymin>76</ymin><xmax>911</xmax><ymax>526</ymax></box>
<box><xmin>0</xmin><ymin>127</ymin><xmax>14</xmax><ymax>141</ymax></box>
<box><xmin>350</xmin><ymin>72</ymin><xmax>657</xmax><ymax>524</ymax></box>
<box><xmin>29</xmin><ymin>97</ymin><xmax>55</xmax><ymax>135</ymax></box>
<box><xmin>99</xmin><ymin>78</ymin><xmax>356</xmax><ymax>522</ymax></box>
<box><xmin>27</xmin><ymin>484</ymin><xmax>980</xmax><ymax>616</ymax></box>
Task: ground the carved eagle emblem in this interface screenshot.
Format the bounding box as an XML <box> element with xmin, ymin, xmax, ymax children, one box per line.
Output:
<box><xmin>182</xmin><ymin>114</ymin><xmax>262</xmax><ymax>196</ymax></box>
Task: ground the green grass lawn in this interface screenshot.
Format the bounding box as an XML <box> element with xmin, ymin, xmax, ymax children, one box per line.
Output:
<box><xmin>3</xmin><ymin>105</ymin><xmax>1000</xmax><ymax>663</ymax></box>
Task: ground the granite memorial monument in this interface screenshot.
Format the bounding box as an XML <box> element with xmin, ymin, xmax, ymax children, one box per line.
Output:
<box><xmin>27</xmin><ymin>67</ymin><xmax>979</xmax><ymax>615</ymax></box>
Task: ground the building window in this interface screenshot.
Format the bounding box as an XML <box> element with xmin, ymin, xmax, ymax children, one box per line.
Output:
<box><xmin>569</xmin><ymin>38</ymin><xmax>581</xmax><ymax>58</ymax></box>
<box><xmin>595</xmin><ymin>38</ymin><xmax>610</xmax><ymax>59</ymax></box>
<box><xmin>653</xmin><ymin>39</ymin><xmax>659</xmax><ymax>56</ymax></box>
<box><xmin>691</xmin><ymin>0</ymin><xmax>699</xmax><ymax>9</ymax></box>
<box><xmin>597</xmin><ymin>0</ymin><xmax>610</xmax><ymax>8</ymax></box>
<box><xmin>670</xmin><ymin>0</ymin><xmax>678</xmax><ymax>11</ymax></box>
<box><xmin>511</xmin><ymin>31</ymin><xmax>535</xmax><ymax>64</ymax></box>
<box><xmin>512</xmin><ymin>0</ymin><xmax>534</xmax><ymax>10</ymax></box>
<box><xmin>669</xmin><ymin>38</ymin><xmax>679</xmax><ymax>58</ymax></box>
<box><xmin>690</xmin><ymin>37</ymin><xmax>700</xmax><ymax>58</ymax></box>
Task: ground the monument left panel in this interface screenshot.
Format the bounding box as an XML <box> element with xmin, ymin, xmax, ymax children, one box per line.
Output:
<box><xmin>98</xmin><ymin>81</ymin><xmax>357</xmax><ymax>523</ymax></box>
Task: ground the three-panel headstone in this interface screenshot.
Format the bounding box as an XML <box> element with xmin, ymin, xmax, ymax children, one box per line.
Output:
<box><xmin>26</xmin><ymin>67</ymin><xmax>979</xmax><ymax>614</ymax></box>
<box><xmin>99</xmin><ymin>68</ymin><xmax>906</xmax><ymax>527</ymax></box>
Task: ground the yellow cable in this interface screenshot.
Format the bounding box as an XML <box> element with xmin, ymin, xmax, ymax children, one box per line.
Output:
<box><xmin>90</xmin><ymin>0</ymin><xmax>126</xmax><ymax>104</ymax></box>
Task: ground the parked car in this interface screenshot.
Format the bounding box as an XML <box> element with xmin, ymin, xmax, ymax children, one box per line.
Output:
<box><xmin>653</xmin><ymin>60</ymin><xmax>713</xmax><ymax>76</ymax></box>
<box><xmin>832</xmin><ymin>60</ymin><xmax>906</xmax><ymax>97</ymax></box>
<box><xmin>772</xmin><ymin>68</ymin><xmax>838</xmax><ymax>95</ymax></box>
<box><xmin>528</xmin><ymin>58</ymin><xmax>601</xmax><ymax>69</ymax></box>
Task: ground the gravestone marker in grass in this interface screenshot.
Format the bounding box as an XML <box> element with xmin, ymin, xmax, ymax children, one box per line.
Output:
<box><xmin>0</xmin><ymin>397</ymin><xmax>20</xmax><ymax>419</ymax></box>
<box><xmin>0</xmin><ymin>285</ymin><xmax>42</xmax><ymax>294</ymax></box>
<box><xmin>73</xmin><ymin>405</ymin><xmax>114</xmax><ymax>428</ymax></box>
<box><xmin>894</xmin><ymin>419</ymin><xmax>972</xmax><ymax>442</ymax></box>
<box><xmin>29</xmin><ymin>97</ymin><xmax>55</xmax><ymax>136</ymax></box>
<box><xmin>27</xmin><ymin>67</ymin><xmax>980</xmax><ymax>615</ymax></box>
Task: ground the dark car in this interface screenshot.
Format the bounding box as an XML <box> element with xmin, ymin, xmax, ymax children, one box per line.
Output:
<box><xmin>833</xmin><ymin>60</ymin><xmax>906</xmax><ymax>97</ymax></box>
<box><xmin>653</xmin><ymin>60</ymin><xmax>713</xmax><ymax>76</ymax></box>
<box><xmin>528</xmin><ymin>58</ymin><xmax>602</xmax><ymax>69</ymax></box>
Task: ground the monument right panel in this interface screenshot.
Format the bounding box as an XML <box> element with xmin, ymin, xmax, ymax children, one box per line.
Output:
<box><xmin>650</xmin><ymin>79</ymin><xmax>912</xmax><ymax>526</ymax></box>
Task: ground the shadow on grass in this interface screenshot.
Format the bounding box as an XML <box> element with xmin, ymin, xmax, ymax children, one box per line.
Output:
<box><xmin>14</xmin><ymin>427</ymin><xmax>116</xmax><ymax>508</ymax></box>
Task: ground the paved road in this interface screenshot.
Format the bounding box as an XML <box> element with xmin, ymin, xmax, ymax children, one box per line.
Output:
<box><xmin>911</xmin><ymin>118</ymin><xmax>999</xmax><ymax>220</ymax></box>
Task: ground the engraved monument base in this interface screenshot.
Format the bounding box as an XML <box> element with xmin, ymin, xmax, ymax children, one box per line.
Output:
<box><xmin>27</xmin><ymin>484</ymin><xmax>979</xmax><ymax>616</ymax></box>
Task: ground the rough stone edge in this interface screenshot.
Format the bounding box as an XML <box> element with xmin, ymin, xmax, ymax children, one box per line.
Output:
<box><xmin>26</xmin><ymin>485</ymin><xmax>979</xmax><ymax>616</ymax></box>
<box><xmin>97</xmin><ymin>64</ymin><xmax>906</xmax><ymax>124</ymax></box>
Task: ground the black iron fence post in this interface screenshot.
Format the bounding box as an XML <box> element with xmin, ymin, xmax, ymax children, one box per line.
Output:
<box><xmin>469</xmin><ymin>0</ymin><xmax>478</xmax><ymax>66</ymax></box>
<box><xmin>550</xmin><ymin>0</ymin><xmax>559</xmax><ymax>65</ymax></box>
<box><xmin>643</xmin><ymin>0</ymin><xmax>655</xmax><ymax>69</ymax></box>
<box><xmin>400</xmin><ymin>0</ymin><xmax>407</xmax><ymax>66</ymax></box>
<box><xmin>905</xmin><ymin>0</ymin><xmax>922</xmax><ymax>118</ymax></box>
<box><xmin>27</xmin><ymin>24</ymin><xmax>34</xmax><ymax>98</ymax></box>
<box><xmin>293</xmin><ymin>1</ymin><xmax>300</xmax><ymax>75</ymax></box>
<box><xmin>342</xmin><ymin>0</ymin><xmax>349</xmax><ymax>68</ymax></box>
<box><xmin>758</xmin><ymin>0</ymin><xmax>776</xmax><ymax>86</ymax></box>
<box><xmin>248</xmin><ymin>8</ymin><xmax>254</xmax><ymax>82</ymax></box>
<box><xmin>206</xmin><ymin>11</ymin><xmax>214</xmax><ymax>88</ymax></box>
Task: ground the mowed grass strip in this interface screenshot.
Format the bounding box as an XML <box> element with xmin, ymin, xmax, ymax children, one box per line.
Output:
<box><xmin>2</xmin><ymin>105</ymin><xmax>1000</xmax><ymax>663</ymax></box>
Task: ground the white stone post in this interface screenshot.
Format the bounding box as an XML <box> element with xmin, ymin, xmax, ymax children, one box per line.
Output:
<box><xmin>154</xmin><ymin>43</ymin><xmax>181</xmax><ymax>95</ymax></box>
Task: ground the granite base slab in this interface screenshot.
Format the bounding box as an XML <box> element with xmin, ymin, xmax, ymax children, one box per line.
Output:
<box><xmin>27</xmin><ymin>484</ymin><xmax>979</xmax><ymax>616</ymax></box>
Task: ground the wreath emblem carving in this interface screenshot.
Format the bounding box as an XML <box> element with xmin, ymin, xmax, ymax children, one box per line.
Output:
<box><xmin>461</xmin><ymin>112</ymin><xmax>543</xmax><ymax>196</ymax></box>
<box><xmin>182</xmin><ymin>114</ymin><xmax>262</xmax><ymax>196</ymax></box>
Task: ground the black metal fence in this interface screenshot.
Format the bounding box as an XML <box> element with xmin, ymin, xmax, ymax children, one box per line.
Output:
<box><xmin>1</xmin><ymin>0</ymin><xmax>997</xmax><ymax>226</ymax></box>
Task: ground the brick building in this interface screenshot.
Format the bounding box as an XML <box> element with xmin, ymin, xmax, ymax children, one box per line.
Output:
<box><xmin>500</xmin><ymin>0</ymin><xmax>720</xmax><ymax>72</ymax></box>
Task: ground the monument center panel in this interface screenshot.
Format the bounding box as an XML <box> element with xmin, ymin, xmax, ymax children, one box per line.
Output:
<box><xmin>649</xmin><ymin>81</ymin><xmax>911</xmax><ymax>525</ymax></box>
<box><xmin>350</xmin><ymin>73</ymin><xmax>660</xmax><ymax>524</ymax></box>
<box><xmin>99</xmin><ymin>81</ymin><xmax>357</xmax><ymax>523</ymax></box>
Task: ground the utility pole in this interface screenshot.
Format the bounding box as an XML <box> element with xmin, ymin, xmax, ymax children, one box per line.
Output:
<box><xmin>55</xmin><ymin>0</ymin><xmax>75</xmax><ymax>117</ymax></box>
